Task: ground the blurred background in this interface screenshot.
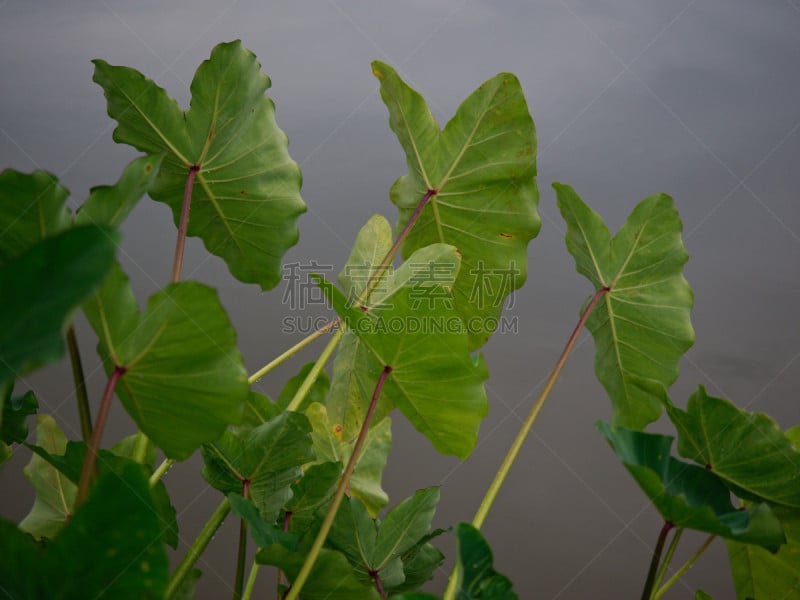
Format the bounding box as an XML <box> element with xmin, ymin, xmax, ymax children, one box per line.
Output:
<box><xmin>1</xmin><ymin>1</ymin><xmax>799</xmax><ymax>597</ymax></box>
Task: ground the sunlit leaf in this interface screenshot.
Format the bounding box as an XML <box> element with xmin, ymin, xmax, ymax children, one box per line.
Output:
<box><xmin>83</xmin><ymin>261</ymin><xmax>249</xmax><ymax>459</ymax></box>
<box><xmin>19</xmin><ymin>415</ymin><xmax>75</xmax><ymax>540</ymax></box>
<box><xmin>93</xmin><ymin>40</ymin><xmax>305</xmax><ymax>290</ymax></box>
<box><xmin>201</xmin><ymin>411</ymin><xmax>314</xmax><ymax>521</ymax></box>
<box><xmin>75</xmin><ymin>154</ymin><xmax>163</xmax><ymax>227</ymax></box>
<box><xmin>455</xmin><ymin>522</ymin><xmax>518</xmax><ymax>600</ymax></box>
<box><xmin>555</xmin><ymin>183</ymin><xmax>694</xmax><ymax>429</ymax></box>
<box><xmin>0</xmin><ymin>226</ymin><xmax>118</xmax><ymax>386</ymax></box>
<box><xmin>726</xmin><ymin>506</ymin><xmax>800</xmax><ymax>599</ymax></box>
<box><xmin>373</xmin><ymin>63</ymin><xmax>539</xmax><ymax>350</ymax></box>
<box><xmin>599</xmin><ymin>422</ymin><xmax>785</xmax><ymax>550</ymax></box>
<box><xmin>110</xmin><ymin>431</ymin><xmax>157</xmax><ymax>468</ymax></box>
<box><xmin>0</xmin><ymin>169</ymin><xmax>70</xmax><ymax>264</ymax></box>
<box><xmin>667</xmin><ymin>386</ymin><xmax>800</xmax><ymax>508</ymax></box>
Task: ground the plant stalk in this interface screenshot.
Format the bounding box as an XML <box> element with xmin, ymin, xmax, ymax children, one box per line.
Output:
<box><xmin>652</xmin><ymin>535</ymin><xmax>716</xmax><ymax>600</ymax></box>
<box><xmin>131</xmin><ymin>431</ymin><xmax>151</xmax><ymax>464</ymax></box>
<box><xmin>285</xmin><ymin>325</ymin><xmax>344</xmax><ymax>412</ymax></box>
<box><xmin>150</xmin><ymin>458</ymin><xmax>175</xmax><ymax>487</ymax></box>
<box><xmin>443</xmin><ymin>285</ymin><xmax>609</xmax><ymax>600</ymax></box>
<box><xmin>650</xmin><ymin>527</ymin><xmax>683</xmax><ymax>595</ymax></box>
<box><xmin>248</xmin><ymin>318</ymin><xmax>339</xmax><ymax>385</ymax></box>
<box><xmin>165</xmin><ymin>497</ymin><xmax>232</xmax><ymax>599</ymax></box>
<box><xmin>171</xmin><ymin>164</ymin><xmax>199</xmax><ymax>284</ymax></box>
<box><xmin>233</xmin><ymin>481</ymin><xmax>251</xmax><ymax>600</ymax></box>
<box><xmin>66</xmin><ymin>326</ymin><xmax>92</xmax><ymax>443</ymax></box>
<box><xmin>641</xmin><ymin>521</ymin><xmax>674</xmax><ymax>600</ymax></box>
<box><xmin>76</xmin><ymin>364</ymin><xmax>126</xmax><ymax>506</ymax></box>
<box><xmin>242</xmin><ymin>562</ymin><xmax>259</xmax><ymax>600</ymax></box>
<box><xmin>284</xmin><ymin>365</ymin><xmax>392</xmax><ymax>600</ymax></box>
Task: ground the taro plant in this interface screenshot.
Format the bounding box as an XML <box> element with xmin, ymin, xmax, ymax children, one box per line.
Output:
<box><xmin>0</xmin><ymin>40</ymin><xmax>798</xmax><ymax>600</ymax></box>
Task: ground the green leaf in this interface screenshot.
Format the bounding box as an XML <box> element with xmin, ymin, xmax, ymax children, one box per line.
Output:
<box><xmin>555</xmin><ymin>183</ymin><xmax>694</xmax><ymax>429</ymax></box>
<box><xmin>392</xmin><ymin>537</ymin><xmax>446</xmax><ymax>594</ymax></box>
<box><xmin>0</xmin><ymin>465</ymin><xmax>169</xmax><ymax>599</ymax></box>
<box><xmin>239</xmin><ymin>390</ymin><xmax>280</xmax><ymax>430</ymax></box>
<box><xmin>726</xmin><ymin>506</ymin><xmax>800</xmax><ymax>599</ymax></box>
<box><xmin>390</xmin><ymin>595</ymin><xmax>440</xmax><ymax>600</ymax></box>
<box><xmin>667</xmin><ymin>386</ymin><xmax>800</xmax><ymax>508</ymax></box>
<box><xmin>83</xmin><ymin>262</ymin><xmax>249</xmax><ymax>460</ymax></box>
<box><xmin>257</xmin><ymin>542</ymin><xmax>382</xmax><ymax>600</ymax></box>
<box><xmin>18</xmin><ymin>415</ymin><xmax>76</xmax><ymax>540</ymax></box>
<box><xmin>93</xmin><ymin>40</ymin><xmax>305</xmax><ymax>290</ymax></box>
<box><xmin>277</xmin><ymin>361</ymin><xmax>331</xmax><ymax>412</ymax></box>
<box><xmin>695</xmin><ymin>591</ymin><xmax>713</xmax><ymax>600</ymax></box>
<box><xmin>110</xmin><ymin>432</ymin><xmax>157</xmax><ymax>468</ymax></box>
<box><xmin>373</xmin><ymin>63</ymin><xmax>540</xmax><ymax>350</ymax></box>
<box><xmin>339</xmin><ymin>214</ymin><xmax>394</xmax><ymax>303</ymax></box>
<box><xmin>598</xmin><ymin>422</ymin><xmax>785</xmax><ymax>550</ymax></box>
<box><xmin>787</xmin><ymin>426</ymin><xmax>800</xmax><ymax>452</ymax></box>
<box><xmin>229</xmin><ymin>493</ymin><xmax>293</xmax><ymax>549</ymax></box>
<box><xmin>201</xmin><ymin>411</ymin><xmax>314</xmax><ymax>521</ymax></box>
<box><xmin>0</xmin><ymin>169</ymin><xmax>70</xmax><ymax>264</ymax></box>
<box><xmin>374</xmin><ymin>487</ymin><xmax>440</xmax><ymax>570</ymax></box>
<box><xmin>455</xmin><ymin>522</ymin><xmax>518</xmax><ymax>600</ymax></box>
<box><xmin>0</xmin><ymin>226</ymin><xmax>118</xmax><ymax>386</ymax></box>
<box><xmin>306</xmin><ymin>401</ymin><xmax>391</xmax><ymax>515</ymax></box>
<box><xmin>1</xmin><ymin>389</ymin><xmax>37</xmax><ymax>445</ymax></box>
<box><xmin>319</xmin><ymin>243</ymin><xmax>489</xmax><ymax>459</ymax></box>
<box><xmin>75</xmin><ymin>154</ymin><xmax>163</xmax><ymax>227</ymax></box>
<box><xmin>285</xmin><ymin>461</ymin><xmax>342</xmax><ymax>534</ymax></box>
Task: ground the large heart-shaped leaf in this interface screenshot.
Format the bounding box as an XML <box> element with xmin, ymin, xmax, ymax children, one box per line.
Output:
<box><xmin>75</xmin><ymin>154</ymin><xmax>163</xmax><ymax>227</ymax></box>
<box><xmin>93</xmin><ymin>40</ymin><xmax>305</xmax><ymax>290</ymax></box>
<box><xmin>454</xmin><ymin>522</ymin><xmax>518</xmax><ymax>600</ymax></box>
<box><xmin>0</xmin><ymin>169</ymin><xmax>70</xmax><ymax>264</ymax></box>
<box><xmin>0</xmin><ymin>465</ymin><xmax>169</xmax><ymax>599</ymax></box>
<box><xmin>556</xmin><ymin>183</ymin><xmax>694</xmax><ymax>429</ymax></box>
<box><xmin>667</xmin><ymin>386</ymin><xmax>800</xmax><ymax>508</ymax></box>
<box><xmin>373</xmin><ymin>62</ymin><xmax>540</xmax><ymax>350</ymax></box>
<box><xmin>0</xmin><ymin>226</ymin><xmax>118</xmax><ymax>386</ymax></box>
<box><xmin>83</xmin><ymin>261</ymin><xmax>248</xmax><ymax>459</ymax></box>
<box><xmin>201</xmin><ymin>411</ymin><xmax>314</xmax><ymax>521</ymax></box>
<box><xmin>726</xmin><ymin>506</ymin><xmax>800</xmax><ymax>599</ymax></box>
<box><xmin>599</xmin><ymin>422</ymin><xmax>785</xmax><ymax>550</ymax></box>
<box><xmin>319</xmin><ymin>243</ymin><xmax>489</xmax><ymax>459</ymax></box>
<box><xmin>18</xmin><ymin>415</ymin><xmax>75</xmax><ymax>540</ymax></box>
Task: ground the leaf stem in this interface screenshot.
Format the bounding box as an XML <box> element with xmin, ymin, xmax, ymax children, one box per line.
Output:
<box><xmin>370</xmin><ymin>570</ymin><xmax>388</xmax><ymax>599</ymax></box>
<box><xmin>76</xmin><ymin>364</ymin><xmax>126</xmax><ymax>506</ymax></box>
<box><xmin>443</xmin><ymin>286</ymin><xmax>609</xmax><ymax>600</ymax></box>
<box><xmin>242</xmin><ymin>562</ymin><xmax>259</xmax><ymax>600</ymax></box>
<box><xmin>165</xmin><ymin>497</ymin><xmax>232</xmax><ymax>599</ymax></box>
<box><xmin>248</xmin><ymin>318</ymin><xmax>339</xmax><ymax>385</ymax></box>
<box><xmin>283</xmin><ymin>365</ymin><xmax>392</xmax><ymax>600</ymax></box>
<box><xmin>150</xmin><ymin>458</ymin><xmax>175</xmax><ymax>487</ymax></box>
<box><xmin>171</xmin><ymin>164</ymin><xmax>199</xmax><ymax>284</ymax></box>
<box><xmin>233</xmin><ymin>481</ymin><xmax>251</xmax><ymax>600</ymax></box>
<box><xmin>66</xmin><ymin>325</ymin><xmax>92</xmax><ymax>443</ymax></box>
<box><xmin>131</xmin><ymin>431</ymin><xmax>151</xmax><ymax>464</ymax></box>
<box><xmin>641</xmin><ymin>521</ymin><xmax>674</xmax><ymax>600</ymax></box>
<box><xmin>650</xmin><ymin>527</ymin><xmax>683</xmax><ymax>596</ymax></box>
<box><xmin>652</xmin><ymin>535</ymin><xmax>716</xmax><ymax>600</ymax></box>
<box><xmin>285</xmin><ymin>326</ymin><xmax>344</xmax><ymax>412</ymax></box>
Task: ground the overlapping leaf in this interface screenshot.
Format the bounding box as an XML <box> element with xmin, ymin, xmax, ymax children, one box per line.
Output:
<box><xmin>667</xmin><ymin>386</ymin><xmax>800</xmax><ymax>508</ymax></box>
<box><xmin>201</xmin><ymin>411</ymin><xmax>314</xmax><ymax>521</ymax></box>
<box><xmin>0</xmin><ymin>465</ymin><xmax>168</xmax><ymax>599</ymax></box>
<box><xmin>93</xmin><ymin>40</ymin><xmax>305</xmax><ymax>290</ymax></box>
<box><xmin>454</xmin><ymin>522</ymin><xmax>518</xmax><ymax>600</ymax></box>
<box><xmin>599</xmin><ymin>422</ymin><xmax>785</xmax><ymax>550</ymax></box>
<box><xmin>373</xmin><ymin>62</ymin><xmax>540</xmax><ymax>350</ymax></box>
<box><xmin>83</xmin><ymin>261</ymin><xmax>249</xmax><ymax>459</ymax></box>
<box><xmin>726</xmin><ymin>506</ymin><xmax>800</xmax><ymax>599</ymax></box>
<box><xmin>319</xmin><ymin>242</ymin><xmax>489</xmax><ymax>459</ymax></box>
<box><xmin>556</xmin><ymin>184</ymin><xmax>694</xmax><ymax>429</ymax></box>
<box><xmin>75</xmin><ymin>154</ymin><xmax>163</xmax><ymax>227</ymax></box>
<box><xmin>0</xmin><ymin>226</ymin><xmax>118</xmax><ymax>386</ymax></box>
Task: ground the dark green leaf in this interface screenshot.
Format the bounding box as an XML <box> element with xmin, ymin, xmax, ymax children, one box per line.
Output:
<box><xmin>0</xmin><ymin>169</ymin><xmax>70</xmax><ymax>264</ymax></box>
<box><xmin>598</xmin><ymin>422</ymin><xmax>785</xmax><ymax>550</ymax></box>
<box><xmin>75</xmin><ymin>154</ymin><xmax>163</xmax><ymax>227</ymax></box>
<box><xmin>555</xmin><ymin>183</ymin><xmax>694</xmax><ymax>429</ymax></box>
<box><xmin>277</xmin><ymin>361</ymin><xmax>331</xmax><ymax>412</ymax></box>
<box><xmin>391</xmin><ymin>539</ymin><xmax>446</xmax><ymax>594</ymax></box>
<box><xmin>285</xmin><ymin>461</ymin><xmax>342</xmax><ymax>533</ymax></box>
<box><xmin>19</xmin><ymin>415</ymin><xmax>75</xmax><ymax>540</ymax></box>
<box><xmin>374</xmin><ymin>487</ymin><xmax>441</xmax><ymax>570</ymax></box>
<box><xmin>201</xmin><ymin>411</ymin><xmax>314</xmax><ymax>520</ymax></box>
<box><xmin>695</xmin><ymin>591</ymin><xmax>713</xmax><ymax>600</ymax></box>
<box><xmin>238</xmin><ymin>390</ymin><xmax>280</xmax><ymax>430</ymax></box>
<box><xmin>83</xmin><ymin>262</ymin><xmax>249</xmax><ymax>460</ymax></box>
<box><xmin>390</xmin><ymin>594</ymin><xmax>440</xmax><ymax>600</ymax></box>
<box><xmin>0</xmin><ymin>518</ymin><xmax>44</xmax><ymax>598</ymax></box>
<box><xmin>93</xmin><ymin>40</ymin><xmax>305</xmax><ymax>290</ymax></box>
<box><xmin>455</xmin><ymin>522</ymin><xmax>517</xmax><ymax>600</ymax></box>
<box><xmin>0</xmin><ymin>226</ymin><xmax>118</xmax><ymax>386</ymax></box>
<box><xmin>726</xmin><ymin>506</ymin><xmax>800</xmax><ymax>599</ymax></box>
<box><xmin>228</xmin><ymin>493</ymin><xmax>294</xmax><ymax>549</ymax></box>
<box><xmin>1</xmin><ymin>388</ymin><xmax>37</xmax><ymax>444</ymax></box>
<box><xmin>667</xmin><ymin>386</ymin><xmax>800</xmax><ymax>508</ymax></box>
<box><xmin>373</xmin><ymin>63</ymin><xmax>540</xmax><ymax>350</ymax></box>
